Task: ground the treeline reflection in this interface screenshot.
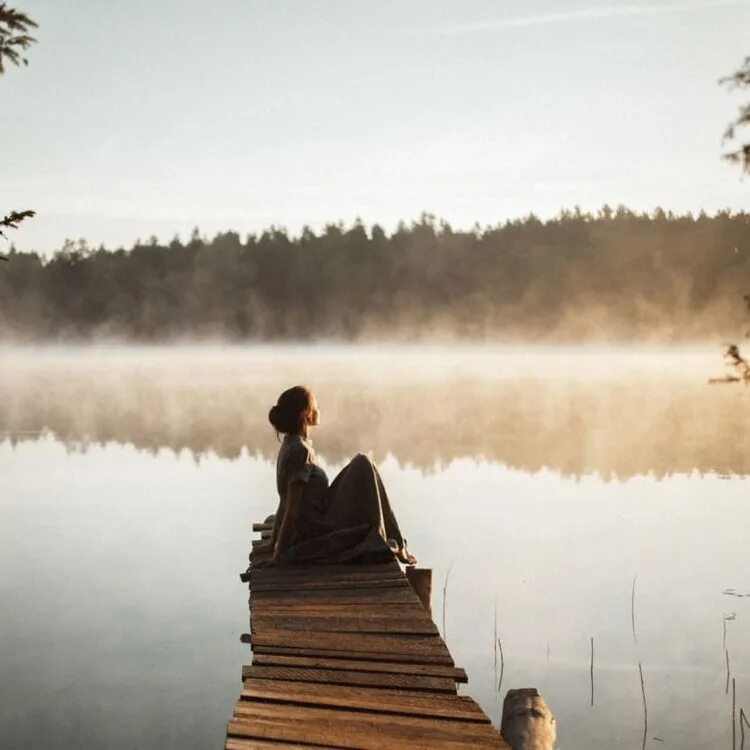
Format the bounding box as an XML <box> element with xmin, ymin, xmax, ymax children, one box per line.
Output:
<box><xmin>1</xmin><ymin>347</ymin><xmax>747</xmax><ymax>480</ymax></box>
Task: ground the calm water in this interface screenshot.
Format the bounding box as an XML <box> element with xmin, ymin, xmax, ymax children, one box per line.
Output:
<box><xmin>2</xmin><ymin>344</ymin><xmax>749</xmax><ymax>749</ymax></box>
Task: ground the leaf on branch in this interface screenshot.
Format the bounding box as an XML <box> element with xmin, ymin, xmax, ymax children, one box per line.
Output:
<box><xmin>721</xmin><ymin>57</ymin><xmax>750</xmax><ymax>174</ymax></box>
<box><xmin>0</xmin><ymin>3</ymin><xmax>38</xmax><ymax>32</ymax></box>
<box><xmin>0</xmin><ymin>209</ymin><xmax>35</xmax><ymax>228</ymax></box>
<box><xmin>0</xmin><ymin>209</ymin><xmax>36</xmax><ymax>239</ymax></box>
<box><xmin>720</xmin><ymin>56</ymin><xmax>750</xmax><ymax>89</ymax></box>
<box><xmin>722</xmin><ymin>145</ymin><xmax>750</xmax><ymax>175</ymax></box>
<box><xmin>0</xmin><ymin>3</ymin><xmax>37</xmax><ymax>73</ymax></box>
<box><xmin>8</xmin><ymin>33</ymin><xmax>36</xmax><ymax>48</ymax></box>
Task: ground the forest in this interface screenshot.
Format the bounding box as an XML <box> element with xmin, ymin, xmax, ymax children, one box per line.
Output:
<box><xmin>1</xmin><ymin>206</ymin><xmax>749</xmax><ymax>341</ymax></box>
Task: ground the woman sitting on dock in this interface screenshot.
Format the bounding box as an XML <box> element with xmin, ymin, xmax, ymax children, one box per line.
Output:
<box><xmin>255</xmin><ymin>385</ymin><xmax>416</xmax><ymax>568</ymax></box>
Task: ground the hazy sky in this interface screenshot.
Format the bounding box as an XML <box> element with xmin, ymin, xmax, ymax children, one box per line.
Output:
<box><xmin>2</xmin><ymin>0</ymin><xmax>748</xmax><ymax>253</ymax></box>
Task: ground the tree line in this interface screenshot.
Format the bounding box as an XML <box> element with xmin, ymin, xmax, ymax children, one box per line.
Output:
<box><xmin>1</xmin><ymin>207</ymin><xmax>750</xmax><ymax>341</ymax></box>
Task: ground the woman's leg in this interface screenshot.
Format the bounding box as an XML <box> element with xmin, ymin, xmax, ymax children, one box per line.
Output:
<box><xmin>325</xmin><ymin>453</ymin><xmax>415</xmax><ymax>562</ymax></box>
<box><xmin>373</xmin><ymin>462</ymin><xmax>416</xmax><ymax>563</ymax></box>
<box><xmin>371</xmin><ymin>461</ymin><xmax>405</xmax><ymax>549</ymax></box>
<box><xmin>325</xmin><ymin>453</ymin><xmax>386</xmax><ymax>537</ymax></box>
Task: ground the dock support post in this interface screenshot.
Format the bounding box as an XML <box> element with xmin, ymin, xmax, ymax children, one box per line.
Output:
<box><xmin>500</xmin><ymin>688</ymin><xmax>555</xmax><ymax>750</ymax></box>
<box><xmin>405</xmin><ymin>567</ymin><xmax>432</xmax><ymax>616</ymax></box>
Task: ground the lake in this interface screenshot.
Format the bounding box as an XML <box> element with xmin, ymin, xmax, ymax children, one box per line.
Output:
<box><xmin>1</xmin><ymin>344</ymin><xmax>749</xmax><ymax>749</ymax></box>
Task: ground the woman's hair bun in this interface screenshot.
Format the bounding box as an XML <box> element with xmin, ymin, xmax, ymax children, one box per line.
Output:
<box><xmin>268</xmin><ymin>386</ymin><xmax>312</xmax><ymax>435</ymax></box>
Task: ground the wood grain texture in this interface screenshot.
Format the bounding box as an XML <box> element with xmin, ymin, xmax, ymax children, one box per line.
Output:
<box><xmin>228</xmin><ymin>703</ymin><xmax>509</xmax><ymax>749</ymax></box>
<box><xmin>249</xmin><ymin>578</ymin><xmax>410</xmax><ymax>592</ymax></box>
<box><xmin>248</xmin><ymin>655</ymin><xmax>469</xmax><ymax>683</ymax></box>
<box><xmin>225</xmin><ymin>518</ymin><xmax>506</xmax><ymax>749</ymax></box>
<box><xmin>243</xmin><ymin>664</ymin><xmax>457</xmax><ymax>693</ymax></box>
<box><xmin>249</xmin><ymin>601</ymin><xmax>424</xmax><ymax>614</ymax></box>
<box><xmin>226</xmin><ymin>739</ymin><xmax>335</xmax><ymax>750</ymax></box>
<box><xmin>251</xmin><ymin>562</ymin><xmax>400</xmax><ymax>579</ymax></box>
<box><xmin>240</xmin><ymin>679</ymin><xmax>487</xmax><ymax>721</ymax></box>
<box><xmin>251</xmin><ymin>614</ymin><xmax>439</xmax><ymax>635</ymax></box>
<box><xmin>250</xmin><ymin>586</ymin><xmax>419</xmax><ymax>604</ymax></box>
<box><xmin>248</xmin><ymin>629</ymin><xmax>451</xmax><ymax>657</ymax></box>
<box><xmin>250</xmin><ymin>603</ymin><xmax>428</xmax><ymax>614</ymax></box>
<box><xmin>251</xmin><ymin>644</ymin><xmax>455</xmax><ymax>666</ymax></box>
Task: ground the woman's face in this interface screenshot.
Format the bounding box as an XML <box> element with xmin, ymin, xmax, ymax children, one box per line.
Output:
<box><xmin>307</xmin><ymin>395</ymin><xmax>321</xmax><ymax>427</ymax></box>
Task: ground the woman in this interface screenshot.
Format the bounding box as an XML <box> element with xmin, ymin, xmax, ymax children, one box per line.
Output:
<box><xmin>256</xmin><ymin>385</ymin><xmax>416</xmax><ymax>567</ymax></box>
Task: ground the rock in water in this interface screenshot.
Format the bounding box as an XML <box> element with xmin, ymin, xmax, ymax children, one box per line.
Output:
<box><xmin>501</xmin><ymin>688</ymin><xmax>556</xmax><ymax>750</ymax></box>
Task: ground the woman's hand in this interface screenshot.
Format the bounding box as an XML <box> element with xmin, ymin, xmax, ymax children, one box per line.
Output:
<box><xmin>254</xmin><ymin>550</ymin><xmax>283</xmax><ymax>568</ymax></box>
<box><xmin>253</xmin><ymin>544</ymin><xmax>282</xmax><ymax>568</ymax></box>
<box><xmin>253</xmin><ymin>483</ymin><xmax>301</xmax><ymax>569</ymax></box>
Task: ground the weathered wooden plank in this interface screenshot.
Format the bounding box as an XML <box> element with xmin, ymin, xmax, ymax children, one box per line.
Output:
<box><xmin>240</xmin><ymin>679</ymin><xmax>486</xmax><ymax>722</ymax></box>
<box><xmin>252</xmin><ymin>644</ymin><xmax>455</xmax><ymax>666</ymax></box>
<box><xmin>250</xmin><ymin>586</ymin><xmax>419</xmax><ymax>604</ymax></box>
<box><xmin>229</xmin><ymin>518</ymin><xmax>504</xmax><ymax>749</ymax></box>
<box><xmin>251</xmin><ymin>614</ymin><xmax>439</xmax><ymax>635</ymax></box>
<box><xmin>249</xmin><ymin>604</ymin><xmax>429</xmax><ymax>620</ymax></box>
<box><xmin>249</xmin><ymin>611</ymin><xmax>434</xmax><ymax>629</ymax></box>
<box><xmin>249</xmin><ymin>573</ymin><xmax>407</xmax><ymax>588</ymax></box>
<box><xmin>251</xmin><ymin>562</ymin><xmax>401</xmax><ymax>579</ymax></box>
<box><xmin>250</xmin><ymin>578</ymin><xmax>410</xmax><ymax>592</ymax></box>
<box><xmin>243</xmin><ymin>664</ymin><xmax>457</xmax><ymax>693</ymax></box>
<box><xmin>250</xmin><ymin>600</ymin><xmax>425</xmax><ymax>614</ymax></box>
<box><xmin>226</xmin><ymin>739</ymin><xmax>334</xmax><ymax>750</ymax></box>
<box><xmin>405</xmin><ymin>566</ymin><xmax>433</xmax><ymax>615</ymax></box>
<box><xmin>249</xmin><ymin>654</ymin><xmax>468</xmax><ymax>683</ymax></box>
<box><xmin>228</xmin><ymin>703</ymin><xmax>509</xmax><ymax>749</ymax></box>
<box><xmin>249</xmin><ymin>568</ymin><xmax>405</xmax><ymax>581</ymax></box>
<box><xmin>249</xmin><ymin>629</ymin><xmax>451</xmax><ymax>657</ymax></box>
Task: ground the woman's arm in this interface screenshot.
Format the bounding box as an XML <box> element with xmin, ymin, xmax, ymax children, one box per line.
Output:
<box><xmin>269</xmin><ymin>495</ymin><xmax>286</xmax><ymax>548</ymax></box>
<box><xmin>268</xmin><ymin>481</ymin><xmax>303</xmax><ymax>563</ymax></box>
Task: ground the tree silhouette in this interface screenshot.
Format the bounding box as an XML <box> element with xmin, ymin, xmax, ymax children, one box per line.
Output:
<box><xmin>1</xmin><ymin>209</ymin><xmax>749</xmax><ymax>341</ymax></box>
<box><xmin>0</xmin><ymin>3</ymin><xmax>36</xmax><ymax>73</ymax></box>
<box><xmin>0</xmin><ymin>4</ymin><xmax>37</xmax><ymax>259</ymax></box>
<box><xmin>715</xmin><ymin>58</ymin><xmax>750</xmax><ymax>379</ymax></box>
<box><xmin>0</xmin><ymin>210</ymin><xmax>35</xmax><ymax>260</ymax></box>
<box><xmin>721</xmin><ymin>56</ymin><xmax>750</xmax><ymax>174</ymax></box>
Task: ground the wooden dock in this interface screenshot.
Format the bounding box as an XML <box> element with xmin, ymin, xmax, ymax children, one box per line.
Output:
<box><xmin>224</xmin><ymin>519</ymin><xmax>510</xmax><ymax>749</ymax></box>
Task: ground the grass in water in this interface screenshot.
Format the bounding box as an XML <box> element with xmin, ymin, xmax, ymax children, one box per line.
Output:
<box><xmin>441</xmin><ymin>560</ymin><xmax>453</xmax><ymax>641</ymax></box>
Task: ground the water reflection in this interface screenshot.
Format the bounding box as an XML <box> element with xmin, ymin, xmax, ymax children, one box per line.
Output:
<box><xmin>2</xmin><ymin>438</ymin><xmax>748</xmax><ymax>749</ymax></box>
<box><xmin>3</xmin><ymin>345</ymin><xmax>750</xmax><ymax>749</ymax></box>
<box><xmin>1</xmin><ymin>344</ymin><xmax>748</xmax><ymax>478</ymax></box>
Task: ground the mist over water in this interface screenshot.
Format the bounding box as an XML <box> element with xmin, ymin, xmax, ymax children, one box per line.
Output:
<box><xmin>2</xmin><ymin>344</ymin><xmax>749</xmax><ymax>749</ymax></box>
<box><xmin>2</xmin><ymin>343</ymin><xmax>748</xmax><ymax>477</ymax></box>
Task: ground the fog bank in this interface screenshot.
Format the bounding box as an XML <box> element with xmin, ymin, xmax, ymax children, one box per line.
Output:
<box><xmin>2</xmin><ymin>344</ymin><xmax>746</xmax><ymax>479</ymax></box>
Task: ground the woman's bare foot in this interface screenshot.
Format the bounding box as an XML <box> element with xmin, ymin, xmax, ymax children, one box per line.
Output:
<box><xmin>386</xmin><ymin>537</ymin><xmax>416</xmax><ymax>566</ymax></box>
<box><xmin>397</xmin><ymin>550</ymin><xmax>417</xmax><ymax>565</ymax></box>
<box><xmin>395</xmin><ymin>544</ymin><xmax>417</xmax><ymax>566</ymax></box>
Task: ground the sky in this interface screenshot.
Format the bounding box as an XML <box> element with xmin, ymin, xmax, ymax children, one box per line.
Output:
<box><xmin>2</xmin><ymin>0</ymin><xmax>748</xmax><ymax>254</ymax></box>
